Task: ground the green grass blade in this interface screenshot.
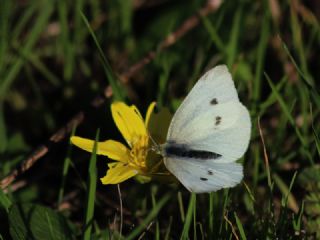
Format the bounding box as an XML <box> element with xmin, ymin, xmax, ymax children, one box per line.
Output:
<box><xmin>281</xmin><ymin>40</ymin><xmax>320</xmax><ymax>108</ymax></box>
<box><xmin>293</xmin><ymin>200</ymin><xmax>305</xmax><ymax>231</ymax></box>
<box><xmin>80</xmin><ymin>12</ymin><xmax>124</xmax><ymax>101</ymax></box>
<box><xmin>193</xmin><ymin>197</ymin><xmax>197</xmax><ymax>240</ymax></box>
<box><xmin>177</xmin><ymin>191</ymin><xmax>185</xmax><ymax>222</ymax></box>
<box><xmin>312</xmin><ymin>118</ymin><xmax>320</xmax><ymax>158</ymax></box>
<box><xmin>151</xmin><ymin>187</ymin><xmax>160</xmax><ymax>240</ymax></box>
<box><xmin>234</xmin><ymin>212</ymin><xmax>246</xmax><ymax>240</ymax></box>
<box><xmin>57</xmin><ymin>0</ymin><xmax>73</xmax><ymax>81</ymax></box>
<box><xmin>273</xmin><ymin>172</ymin><xmax>298</xmax><ymax>213</ymax></box>
<box><xmin>226</xmin><ymin>4</ymin><xmax>243</xmax><ymax>67</ymax></box>
<box><xmin>209</xmin><ymin>192</ymin><xmax>214</xmax><ymax>238</ymax></box>
<box><xmin>16</xmin><ymin>49</ymin><xmax>60</xmax><ymax>87</ymax></box>
<box><xmin>125</xmin><ymin>193</ymin><xmax>171</xmax><ymax>240</ymax></box>
<box><xmin>0</xmin><ymin>2</ymin><xmax>54</xmax><ymax>100</ymax></box>
<box><xmin>0</xmin><ymin>0</ymin><xmax>11</xmax><ymax>72</ymax></box>
<box><xmin>180</xmin><ymin>193</ymin><xmax>196</xmax><ymax>240</ymax></box>
<box><xmin>0</xmin><ymin>188</ymin><xmax>12</xmax><ymax>213</ymax></box>
<box><xmin>253</xmin><ymin>4</ymin><xmax>270</xmax><ymax>103</ymax></box>
<box><xmin>164</xmin><ymin>216</ymin><xmax>173</xmax><ymax>240</ymax></box>
<box><xmin>201</xmin><ymin>16</ymin><xmax>225</xmax><ymax>53</ymax></box>
<box><xmin>58</xmin><ymin>126</ymin><xmax>77</xmax><ymax>206</ymax></box>
<box><xmin>289</xmin><ymin>4</ymin><xmax>310</xmax><ymax>82</ymax></box>
<box><xmin>284</xmin><ymin>171</ymin><xmax>298</xmax><ymax>209</ymax></box>
<box><xmin>265</xmin><ymin>73</ymin><xmax>312</xmax><ymax>162</ymax></box>
<box><xmin>12</xmin><ymin>4</ymin><xmax>37</xmax><ymax>40</ymax></box>
<box><xmin>0</xmin><ymin>103</ymin><xmax>7</xmax><ymax>153</ymax></box>
<box><xmin>259</xmin><ymin>76</ymin><xmax>287</xmax><ymax>113</ymax></box>
<box><xmin>83</xmin><ymin>129</ymin><xmax>100</xmax><ymax>240</ymax></box>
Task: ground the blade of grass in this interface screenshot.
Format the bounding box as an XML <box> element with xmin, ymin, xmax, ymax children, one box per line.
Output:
<box><xmin>0</xmin><ymin>188</ymin><xmax>11</xmax><ymax>213</ymax></box>
<box><xmin>259</xmin><ymin>76</ymin><xmax>287</xmax><ymax>113</ymax></box>
<box><xmin>125</xmin><ymin>193</ymin><xmax>171</xmax><ymax>240</ymax></box>
<box><xmin>273</xmin><ymin>172</ymin><xmax>298</xmax><ymax>213</ymax></box>
<box><xmin>234</xmin><ymin>212</ymin><xmax>246</xmax><ymax>240</ymax></box>
<box><xmin>311</xmin><ymin>104</ymin><xmax>320</xmax><ymax>158</ymax></box>
<box><xmin>81</xmin><ymin>12</ymin><xmax>124</xmax><ymax>101</ymax></box>
<box><xmin>0</xmin><ymin>104</ymin><xmax>7</xmax><ymax>153</ymax></box>
<box><xmin>16</xmin><ymin>48</ymin><xmax>60</xmax><ymax>87</ymax></box>
<box><xmin>253</xmin><ymin>3</ymin><xmax>270</xmax><ymax>104</ymax></box>
<box><xmin>201</xmin><ymin>15</ymin><xmax>225</xmax><ymax>53</ymax></box>
<box><xmin>180</xmin><ymin>193</ymin><xmax>196</xmax><ymax>240</ymax></box>
<box><xmin>226</xmin><ymin>4</ymin><xmax>243</xmax><ymax>67</ymax></box>
<box><xmin>289</xmin><ymin>3</ymin><xmax>310</xmax><ymax>82</ymax></box>
<box><xmin>219</xmin><ymin>189</ymin><xmax>229</xmax><ymax>235</ymax></box>
<box><xmin>156</xmin><ymin>55</ymin><xmax>171</xmax><ymax>108</ymax></box>
<box><xmin>0</xmin><ymin>2</ymin><xmax>54</xmax><ymax>100</ymax></box>
<box><xmin>83</xmin><ymin>129</ymin><xmax>99</xmax><ymax>240</ymax></box>
<box><xmin>258</xmin><ymin>117</ymin><xmax>272</xmax><ymax>188</ymax></box>
<box><xmin>208</xmin><ymin>192</ymin><xmax>214</xmax><ymax>238</ymax></box>
<box><xmin>57</xmin><ymin>0</ymin><xmax>73</xmax><ymax>81</ymax></box>
<box><xmin>151</xmin><ymin>187</ymin><xmax>160</xmax><ymax>240</ymax></box>
<box><xmin>265</xmin><ymin>73</ymin><xmax>313</xmax><ymax>163</ymax></box>
<box><xmin>193</xmin><ymin>197</ymin><xmax>197</xmax><ymax>240</ymax></box>
<box><xmin>281</xmin><ymin>41</ymin><xmax>313</xmax><ymax>87</ymax></box>
<box><xmin>275</xmin><ymin>171</ymin><xmax>298</xmax><ymax>238</ymax></box>
<box><xmin>178</xmin><ymin>191</ymin><xmax>185</xmax><ymax>222</ymax></box>
<box><xmin>164</xmin><ymin>216</ymin><xmax>173</xmax><ymax>240</ymax></box>
<box><xmin>73</xmin><ymin>0</ymin><xmax>85</xmax><ymax>47</ymax></box>
<box><xmin>281</xmin><ymin>40</ymin><xmax>320</xmax><ymax>109</ymax></box>
<box><xmin>0</xmin><ymin>0</ymin><xmax>11</xmax><ymax>72</ymax></box>
<box><xmin>12</xmin><ymin>4</ymin><xmax>37</xmax><ymax>40</ymax></box>
<box><xmin>293</xmin><ymin>200</ymin><xmax>305</xmax><ymax>231</ymax></box>
<box><xmin>58</xmin><ymin>126</ymin><xmax>77</xmax><ymax>206</ymax></box>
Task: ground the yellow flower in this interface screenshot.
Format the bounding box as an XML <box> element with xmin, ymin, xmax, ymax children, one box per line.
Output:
<box><xmin>71</xmin><ymin>101</ymin><xmax>164</xmax><ymax>185</ymax></box>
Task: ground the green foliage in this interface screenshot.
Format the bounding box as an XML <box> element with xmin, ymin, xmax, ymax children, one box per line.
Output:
<box><xmin>0</xmin><ymin>0</ymin><xmax>319</xmax><ymax>238</ymax></box>
<box><xmin>9</xmin><ymin>203</ymin><xmax>72</xmax><ymax>240</ymax></box>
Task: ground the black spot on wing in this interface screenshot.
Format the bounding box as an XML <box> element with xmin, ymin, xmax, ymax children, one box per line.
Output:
<box><xmin>200</xmin><ymin>177</ymin><xmax>208</xmax><ymax>181</ymax></box>
<box><xmin>208</xmin><ymin>170</ymin><xmax>213</xmax><ymax>175</ymax></box>
<box><xmin>215</xmin><ymin>116</ymin><xmax>222</xmax><ymax>126</ymax></box>
<box><xmin>210</xmin><ymin>98</ymin><xmax>218</xmax><ymax>105</ymax></box>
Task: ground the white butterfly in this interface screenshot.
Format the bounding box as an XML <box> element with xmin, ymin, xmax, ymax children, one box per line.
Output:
<box><xmin>161</xmin><ymin>65</ymin><xmax>251</xmax><ymax>193</ymax></box>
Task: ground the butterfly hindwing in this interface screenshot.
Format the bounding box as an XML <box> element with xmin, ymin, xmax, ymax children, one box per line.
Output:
<box><xmin>164</xmin><ymin>157</ymin><xmax>243</xmax><ymax>193</ymax></box>
<box><xmin>180</xmin><ymin>103</ymin><xmax>251</xmax><ymax>163</ymax></box>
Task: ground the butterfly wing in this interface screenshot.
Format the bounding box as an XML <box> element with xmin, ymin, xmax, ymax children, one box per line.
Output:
<box><xmin>167</xmin><ymin>65</ymin><xmax>239</xmax><ymax>141</ymax></box>
<box><xmin>164</xmin><ymin>157</ymin><xmax>243</xmax><ymax>193</ymax></box>
<box><xmin>164</xmin><ymin>65</ymin><xmax>251</xmax><ymax>192</ymax></box>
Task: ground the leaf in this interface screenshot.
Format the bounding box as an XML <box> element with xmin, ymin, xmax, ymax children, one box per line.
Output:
<box><xmin>0</xmin><ymin>189</ymin><xmax>11</xmax><ymax>213</ymax></box>
<box><xmin>297</xmin><ymin>165</ymin><xmax>320</xmax><ymax>191</ymax></box>
<box><xmin>9</xmin><ymin>203</ymin><xmax>73</xmax><ymax>240</ymax></box>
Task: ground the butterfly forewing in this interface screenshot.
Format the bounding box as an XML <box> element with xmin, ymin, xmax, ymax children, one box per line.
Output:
<box><xmin>167</xmin><ymin>65</ymin><xmax>239</xmax><ymax>140</ymax></box>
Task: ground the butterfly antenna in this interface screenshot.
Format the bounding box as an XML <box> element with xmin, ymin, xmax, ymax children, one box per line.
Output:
<box><xmin>147</xmin><ymin>131</ymin><xmax>161</xmax><ymax>154</ymax></box>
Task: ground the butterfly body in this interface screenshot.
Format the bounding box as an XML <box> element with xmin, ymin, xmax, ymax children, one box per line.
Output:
<box><xmin>163</xmin><ymin>142</ymin><xmax>221</xmax><ymax>160</ymax></box>
<box><xmin>162</xmin><ymin>65</ymin><xmax>251</xmax><ymax>193</ymax></box>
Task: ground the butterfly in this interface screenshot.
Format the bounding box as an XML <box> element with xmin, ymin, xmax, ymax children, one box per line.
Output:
<box><xmin>161</xmin><ymin>65</ymin><xmax>251</xmax><ymax>193</ymax></box>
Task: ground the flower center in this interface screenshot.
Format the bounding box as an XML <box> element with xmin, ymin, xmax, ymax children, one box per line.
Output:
<box><xmin>129</xmin><ymin>135</ymin><xmax>149</xmax><ymax>172</ymax></box>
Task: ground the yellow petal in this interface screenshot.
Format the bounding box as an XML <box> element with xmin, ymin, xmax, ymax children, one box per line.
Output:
<box><xmin>111</xmin><ymin>102</ymin><xmax>147</xmax><ymax>146</ymax></box>
<box><xmin>71</xmin><ymin>136</ymin><xmax>130</xmax><ymax>163</ymax></box>
<box><xmin>100</xmin><ymin>162</ymin><xmax>138</xmax><ymax>184</ymax></box>
<box><xmin>145</xmin><ymin>102</ymin><xmax>157</xmax><ymax>127</ymax></box>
